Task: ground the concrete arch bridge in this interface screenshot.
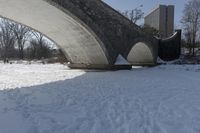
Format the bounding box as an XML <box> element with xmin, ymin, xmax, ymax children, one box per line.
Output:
<box><xmin>0</xmin><ymin>0</ymin><xmax>180</xmax><ymax>69</ymax></box>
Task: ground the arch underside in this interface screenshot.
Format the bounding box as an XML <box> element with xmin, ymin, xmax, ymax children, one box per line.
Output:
<box><xmin>127</xmin><ymin>42</ymin><xmax>157</xmax><ymax>65</ymax></box>
<box><xmin>0</xmin><ymin>0</ymin><xmax>110</xmax><ymax>67</ymax></box>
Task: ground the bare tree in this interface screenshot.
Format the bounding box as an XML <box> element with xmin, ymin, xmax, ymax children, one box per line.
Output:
<box><xmin>183</xmin><ymin>24</ymin><xmax>193</xmax><ymax>54</ymax></box>
<box><xmin>0</xmin><ymin>19</ymin><xmax>16</xmax><ymax>61</ymax></box>
<box><xmin>0</xmin><ymin>18</ymin><xmax>57</xmax><ymax>61</ymax></box>
<box><xmin>11</xmin><ymin>23</ymin><xmax>31</xmax><ymax>59</ymax></box>
<box><xmin>181</xmin><ymin>0</ymin><xmax>200</xmax><ymax>56</ymax></box>
<box><xmin>121</xmin><ymin>5</ymin><xmax>144</xmax><ymax>24</ymax></box>
<box><xmin>121</xmin><ymin>10</ymin><xmax>129</xmax><ymax>18</ymax></box>
<box><xmin>129</xmin><ymin>8</ymin><xmax>144</xmax><ymax>24</ymax></box>
<box><xmin>28</xmin><ymin>32</ymin><xmax>52</xmax><ymax>59</ymax></box>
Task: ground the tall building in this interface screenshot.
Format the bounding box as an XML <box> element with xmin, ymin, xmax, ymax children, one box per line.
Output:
<box><xmin>144</xmin><ymin>5</ymin><xmax>174</xmax><ymax>38</ymax></box>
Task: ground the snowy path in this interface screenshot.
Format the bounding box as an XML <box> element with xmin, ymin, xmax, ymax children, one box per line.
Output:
<box><xmin>0</xmin><ymin>63</ymin><xmax>200</xmax><ymax>133</ymax></box>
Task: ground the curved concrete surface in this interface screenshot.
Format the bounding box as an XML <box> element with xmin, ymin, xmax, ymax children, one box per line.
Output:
<box><xmin>0</xmin><ymin>0</ymin><xmax>162</xmax><ymax>68</ymax></box>
<box><xmin>127</xmin><ymin>42</ymin><xmax>156</xmax><ymax>65</ymax></box>
<box><xmin>158</xmin><ymin>30</ymin><xmax>181</xmax><ymax>61</ymax></box>
<box><xmin>0</xmin><ymin>0</ymin><xmax>109</xmax><ymax>66</ymax></box>
<box><xmin>48</xmin><ymin>0</ymin><xmax>142</xmax><ymax>60</ymax></box>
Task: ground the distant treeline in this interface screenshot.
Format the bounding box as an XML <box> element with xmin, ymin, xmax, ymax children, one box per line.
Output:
<box><xmin>0</xmin><ymin>18</ymin><xmax>65</xmax><ymax>62</ymax></box>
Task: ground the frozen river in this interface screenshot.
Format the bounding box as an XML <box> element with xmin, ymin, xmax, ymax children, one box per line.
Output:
<box><xmin>0</xmin><ymin>63</ymin><xmax>200</xmax><ymax>133</ymax></box>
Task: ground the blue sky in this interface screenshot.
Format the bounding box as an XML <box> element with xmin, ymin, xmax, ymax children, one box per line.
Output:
<box><xmin>104</xmin><ymin>0</ymin><xmax>188</xmax><ymax>28</ymax></box>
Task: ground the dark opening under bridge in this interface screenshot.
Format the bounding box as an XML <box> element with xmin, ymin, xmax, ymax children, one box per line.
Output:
<box><xmin>0</xmin><ymin>0</ymin><xmax>181</xmax><ymax>69</ymax></box>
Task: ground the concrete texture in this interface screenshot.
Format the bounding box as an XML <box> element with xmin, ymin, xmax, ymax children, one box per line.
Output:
<box><xmin>127</xmin><ymin>38</ymin><xmax>158</xmax><ymax>65</ymax></box>
<box><xmin>127</xmin><ymin>42</ymin><xmax>155</xmax><ymax>65</ymax></box>
<box><xmin>0</xmin><ymin>0</ymin><xmax>160</xmax><ymax>68</ymax></box>
<box><xmin>158</xmin><ymin>30</ymin><xmax>181</xmax><ymax>61</ymax></box>
<box><xmin>145</xmin><ymin>5</ymin><xmax>174</xmax><ymax>38</ymax></box>
<box><xmin>47</xmin><ymin>0</ymin><xmax>152</xmax><ymax>58</ymax></box>
<box><xmin>0</xmin><ymin>0</ymin><xmax>111</xmax><ymax>66</ymax></box>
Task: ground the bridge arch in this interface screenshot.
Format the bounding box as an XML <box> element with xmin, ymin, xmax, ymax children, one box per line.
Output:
<box><xmin>126</xmin><ymin>38</ymin><xmax>158</xmax><ymax>65</ymax></box>
<box><xmin>0</xmin><ymin>0</ymin><xmax>115</xmax><ymax>68</ymax></box>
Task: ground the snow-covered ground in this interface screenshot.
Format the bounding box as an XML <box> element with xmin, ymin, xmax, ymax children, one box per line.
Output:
<box><xmin>0</xmin><ymin>63</ymin><xmax>200</xmax><ymax>133</ymax></box>
<box><xmin>0</xmin><ymin>63</ymin><xmax>85</xmax><ymax>90</ymax></box>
